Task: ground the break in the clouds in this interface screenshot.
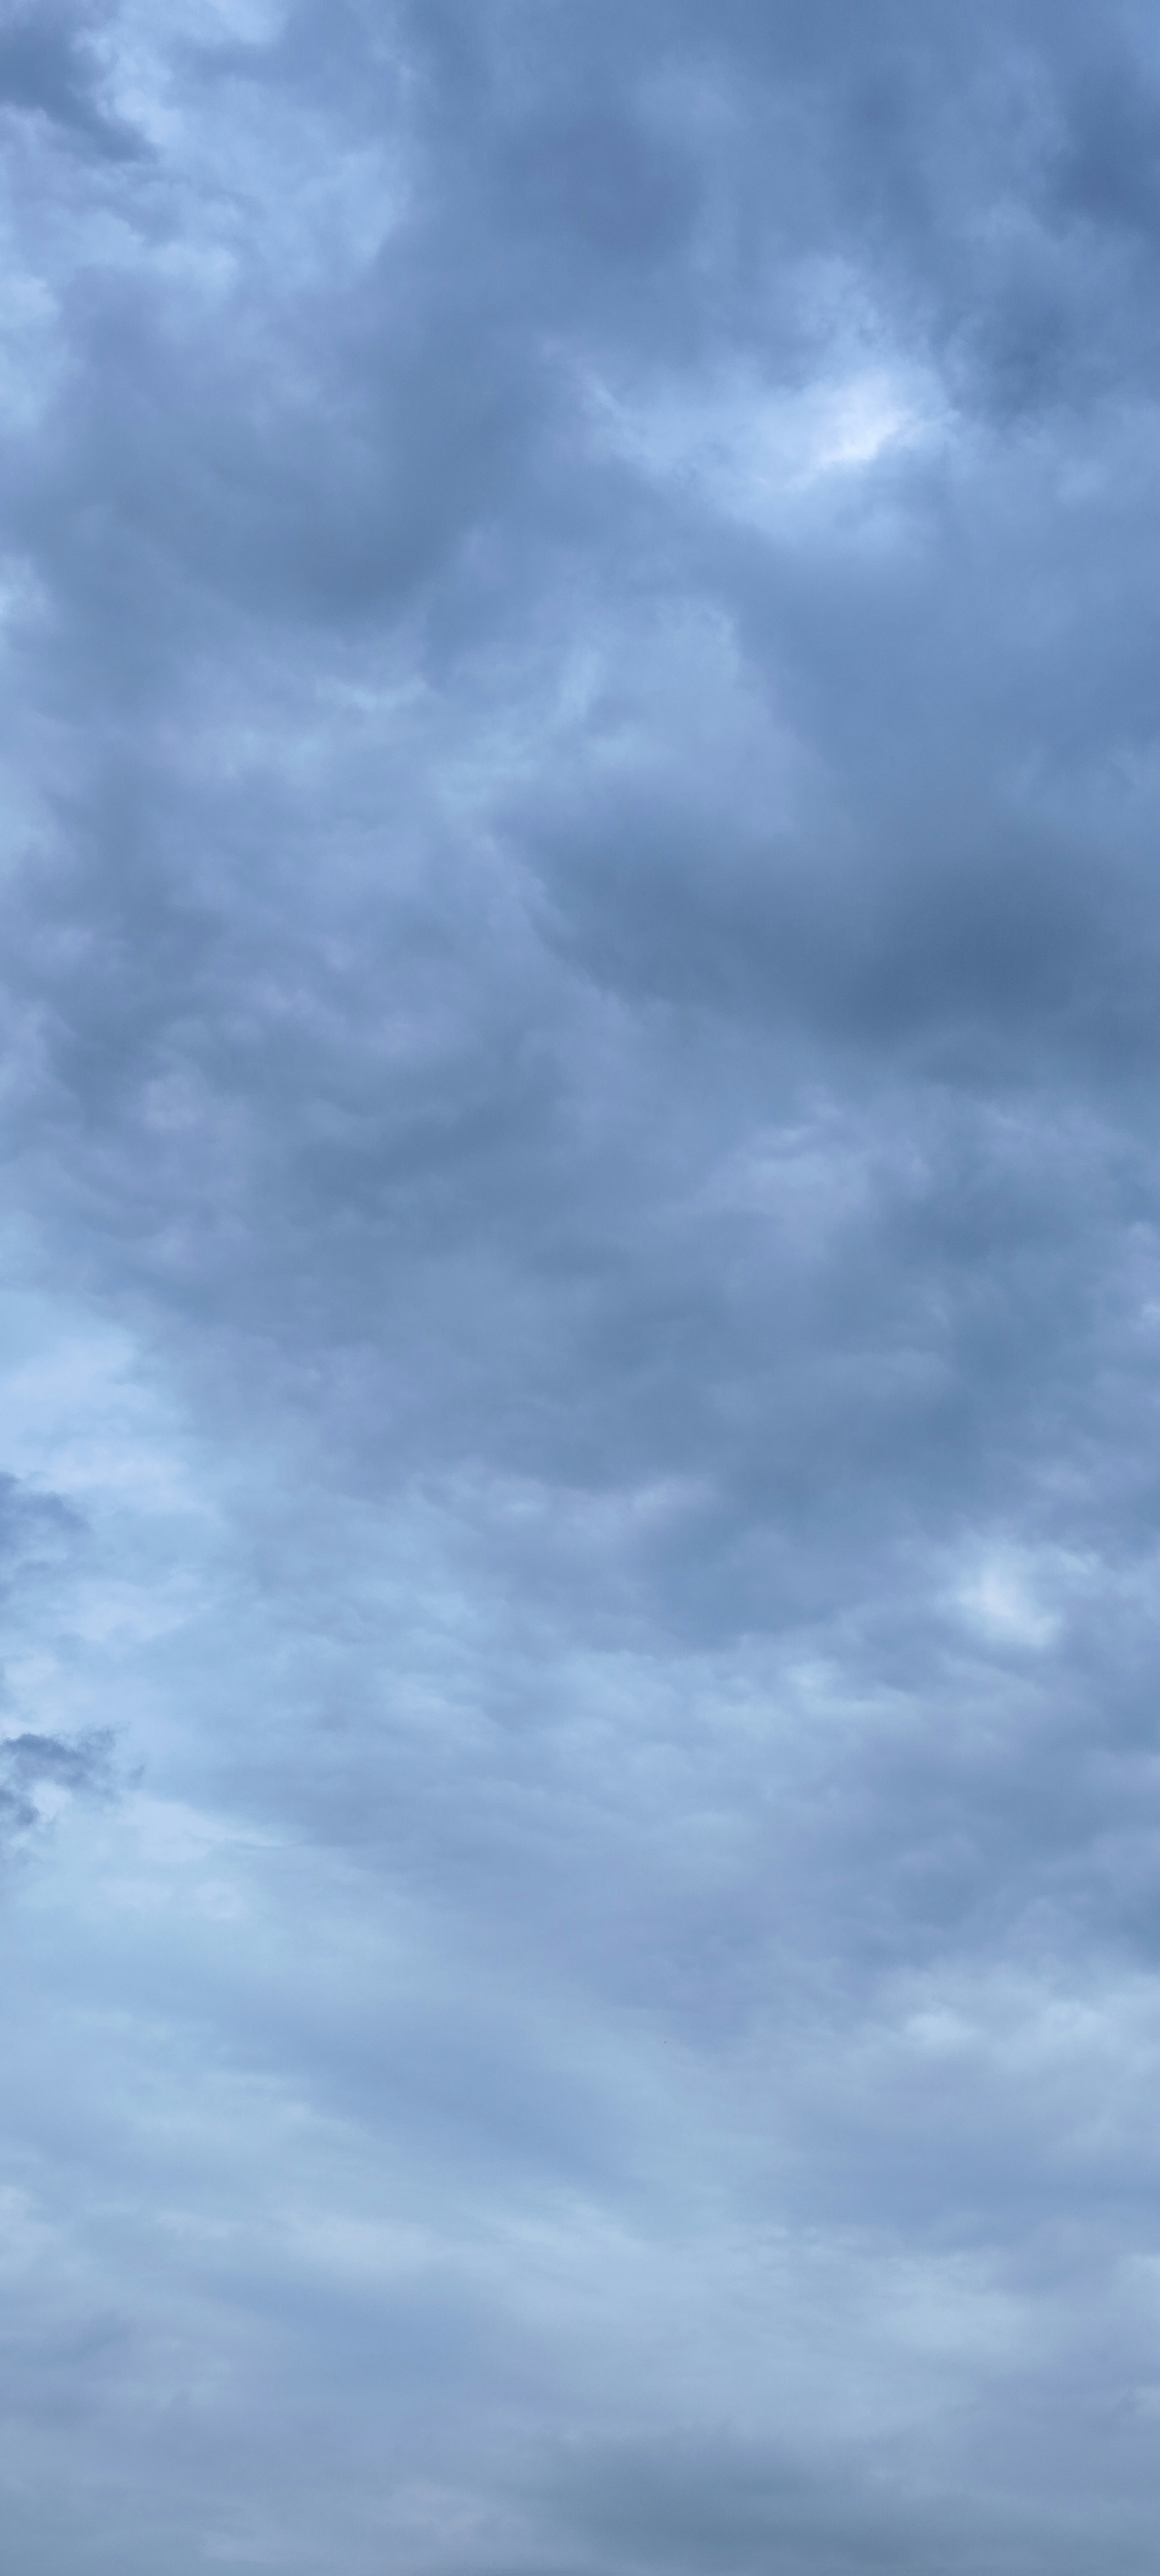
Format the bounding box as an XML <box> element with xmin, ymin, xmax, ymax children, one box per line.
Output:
<box><xmin>5</xmin><ymin>2</ymin><xmax>1160</xmax><ymax>2569</ymax></box>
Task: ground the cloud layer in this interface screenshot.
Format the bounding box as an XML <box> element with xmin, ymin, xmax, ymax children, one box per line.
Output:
<box><xmin>4</xmin><ymin>3</ymin><xmax>1160</xmax><ymax>2568</ymax></box>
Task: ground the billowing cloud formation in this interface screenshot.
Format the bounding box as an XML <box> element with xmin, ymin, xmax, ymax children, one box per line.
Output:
<box><xmin>4</xmin><ymin>3</ymin><xmax>1160</xmax><ymax>2569</ymax></box>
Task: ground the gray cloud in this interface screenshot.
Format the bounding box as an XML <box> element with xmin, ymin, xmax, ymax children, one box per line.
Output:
<box><xmin>0</xmin><ymin>1473</ymin><xmax>113</xmax><ymax>1852</ymax></box>
<box><xmin>0</xmin><ymin>1727</ymin><xmax>113</xmax><ymax>1839</ymax></box>
<box><xmin>3</xmin><ymin>2</ymin><xmax>1160</xmax><ymax>2570</ymax></box>
<box><xmin>0</xmin><ymin>3</ymin><xmax>145</xmax><ymax>158</ymax></box>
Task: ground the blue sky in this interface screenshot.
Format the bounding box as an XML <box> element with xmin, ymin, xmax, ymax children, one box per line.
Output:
<box><xmin>4</xmin><ymin>4</ymin><xmax>1160</xmax><ymax>2569</ymax></box>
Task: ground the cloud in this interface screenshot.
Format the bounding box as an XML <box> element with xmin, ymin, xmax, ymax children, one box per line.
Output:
<box><xmin>0</xmin><ymin>1470</ymin><xmax>115</xmax><ymax>1852</ymax></box>
<box><xmin>0</xmin><ymin>3</ymin><xmax>146</xmax><ymax>159</ymax></box>
<box><xmin>3</xmin><ymin>2</ymin><xmax>1160</xmax><ymax>2570</ymax></box>
<box><xmin>0</xmin><ymin>1726</ymin><xmax>114</xmax><ymax>1840</ymax></box>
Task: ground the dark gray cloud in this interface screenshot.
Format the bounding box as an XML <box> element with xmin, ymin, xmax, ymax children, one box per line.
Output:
<box><xmin>3</xmin><ymin>2</ymin><xmax>1160</xmax><ymax>2570</ymax></box>
<box><xmin>0</xmin><ymin>1726</ymin><xmax>113</xmax><ymax>1838</ymax></box>
<box><xmin>0</xmin><ymin>3</ymin><xmax>145</xmax><ymax>158</ymax></box>
<box><xmin>540</xmin><ymin>2430</ymin><xmax>1160</xmax><ymax>2576</ymax></box>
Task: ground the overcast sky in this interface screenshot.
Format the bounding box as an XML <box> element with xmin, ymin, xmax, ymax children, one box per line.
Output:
<box><xmin>5</xmin><ymin>3</ymin><xmax>1160</xmax><ymax>2569</ymax></box>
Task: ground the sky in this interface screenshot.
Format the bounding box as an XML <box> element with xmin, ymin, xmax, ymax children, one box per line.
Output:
<box><xmin>4</xmin><ymin>1</ymin><xmax>1160</xmax><ymax>2568</ymax></box>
